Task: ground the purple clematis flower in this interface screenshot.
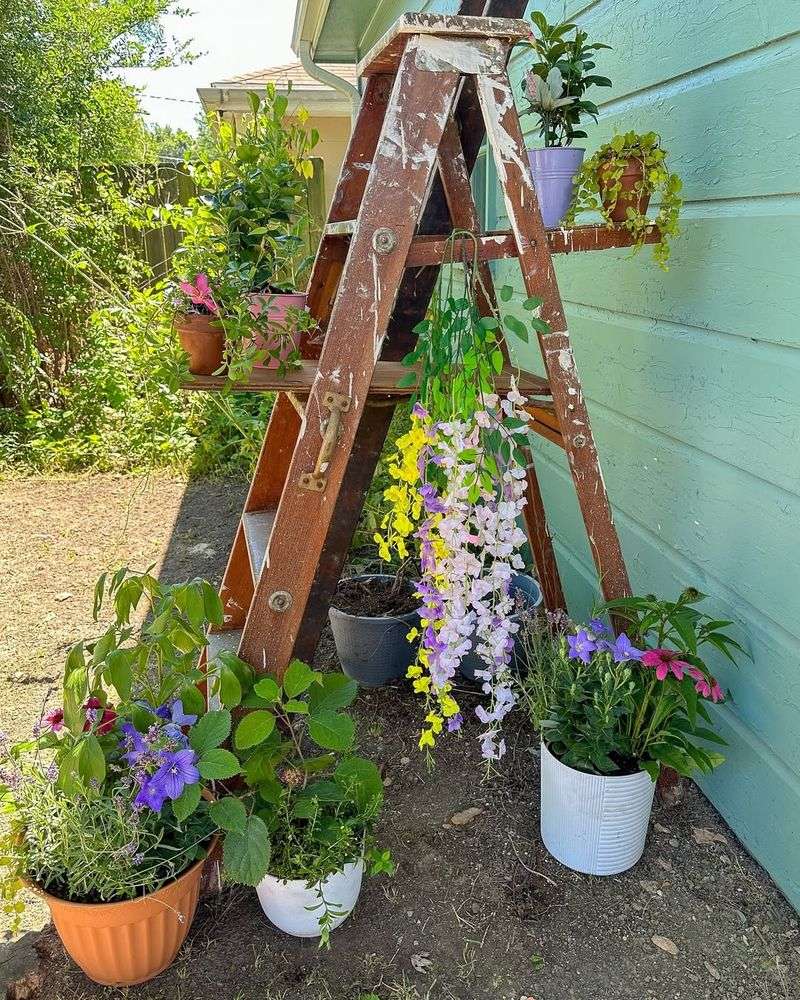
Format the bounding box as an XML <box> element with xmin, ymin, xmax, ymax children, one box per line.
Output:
<box><xmin>134</xmin><ymin>777</ymin><xmax>168</xmax><ymax>812</ymax></box>
<box><xmin>153</xmin><ymin>747</ymin><xmax>200</xmax><ymax>800</ymax></box>
<box><xmin>156</xmin><ymin>699</ymin><xmax>198</xmax><ymax>727</ymax></box>
<box><xmin>589</xmin><ymin>618</ymin><xmax>610</xmax><ymax>636</ymax></box>
<box><xmin>607</xmin><ymin>632</ymin><xmax>643</xmax><ymax>664</ymax></box>
<box><xmin>119</xmin><ymin>723</ymin><xmax>149</xmax><ymax>765</ymax></box>
<box><xmin>567</xmin><ymin>629</ymin><xmax>597</xmax><ymax>664</ymax></box>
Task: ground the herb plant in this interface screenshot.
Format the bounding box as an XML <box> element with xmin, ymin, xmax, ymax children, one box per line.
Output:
<box><xmin>518</xmin><ymin>589</ymin><xmax>745</xmax><ymax>779</ymax></box>
<box><xmin>566</xmin><ymin>131</ymin><xmax>683</xmax><ymax>268</ymax></box>
<box><xmin>519</xmin><ymin>10</ymin><xmax>612</xmax><ymax>147</ymax></box>
<box><xmin>0</xmin><ymin>569</ymin><xmax>389</xmax><ymax>944</ymax></box>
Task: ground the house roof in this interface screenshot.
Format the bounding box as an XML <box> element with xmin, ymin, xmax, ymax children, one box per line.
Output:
<box><xmin>210</xmin><ymin>61</ymin><xmax>358</xmax><ymax>93</ymax></box>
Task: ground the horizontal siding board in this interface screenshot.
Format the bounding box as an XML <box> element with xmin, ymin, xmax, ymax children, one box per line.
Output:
<box><xmin>503</xmin><ymin>293</ymin><xmax>800</xmax><ymax>494</ymax></box>
<box><xmin>495</xmin><ymin>212</ymin><xmax>800</xmax><ymax>348</ymax></box>
<box><xmin>531</xmin><ymin>441</ymin><xmax>800</xmax><ymax>775</ymax></box>
<box><xmin>533</xmin><ymin>0</ymin><xmax>800</xmax><ymax>103</ymax></box>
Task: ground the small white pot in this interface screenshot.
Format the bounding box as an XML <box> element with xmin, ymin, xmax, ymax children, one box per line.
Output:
<box><xmin>539</xmin><ymin>741</ymin><xmax>655</xmax><ymax>876</ymax></box>
<box><xmin>255</xmin><ymin>860</ymin><xmax>364</xmax><ymax>938</ymax></box>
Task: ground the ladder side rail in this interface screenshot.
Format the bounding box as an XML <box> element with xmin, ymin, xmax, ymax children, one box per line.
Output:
<box><xmin>475</xmin><ymin>68</ymin><xmax>632</xmax><ymax>605</ymax></box>
<box><xmin>239</xmin><ymin>42</ymin><xmax>462</xmax><ymax>676</ymax></box>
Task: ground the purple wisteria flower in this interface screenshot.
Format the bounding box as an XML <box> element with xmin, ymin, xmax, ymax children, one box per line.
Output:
<box><xmin>447</xmin><ymin>713</ymin><xmax>463</xmax><ymax>733</ymax></box>
<box><xmin>419</xmin><ymin>483</ymin><xmax>446</xmax><ymax>514</ymax></box>
<box><xmin>567</xmin><ymin>629</ymin><xmax>597</xmax><ymax>664</ymax></box>
<box><xmin>411</xmin><ymin>402</ymin><xmax>429</xmax><ymax>420</ymax></box>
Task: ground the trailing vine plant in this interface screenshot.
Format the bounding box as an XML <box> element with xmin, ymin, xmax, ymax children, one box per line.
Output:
<box><xmin>566</xmin><ymin>131</ymin><xmax>683</xmax><ymax>269</ymax></box>
<box><xmin>376</xmin><ymin>234</ymin><xmax>549</xmax><ymax>762</ymax></box>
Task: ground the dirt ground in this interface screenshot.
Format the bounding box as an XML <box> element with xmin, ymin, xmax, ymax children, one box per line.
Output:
<box><xmin>0</xmin><ymin>474</ymin><xmax>798</xmax><ymax>1000</ymax></box>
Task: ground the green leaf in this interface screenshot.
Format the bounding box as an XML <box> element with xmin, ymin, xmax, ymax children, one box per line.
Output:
<box><xmin>522</xmin><ymin>296</ymin><xmax>543</xmax><ymax>312</ymax></box>
<box><xmin>396</xmin><ymin>370</ymin><xmax>418</xmax><ymax>389</ymax></box>
<box><xmin>308</xmin><ymin>709</ymin><xmax>354</xmax><ymax>751</ymax></box>
<box><xmin>283</xmin><ymin>699</ymin><xmax>309</xmax><ymax>715</ymax></box>
<box><xmin>308</xmin><ymin>674</ymin><xmax>358</xmax><ymax>713</ymax></box>
<box><xmin>282</xmin><ymin>659</ymin><xmax>317</xmax><ymax>699</ymax></box>
<box><xmin>198</xmin><ymin>748</ymin><xmax>241</xmax><ymax>780</ymax></box>
<box><xmin>499</xmin><ymin>284</ymin><xmax>514</xmax><ymax>302</ymax></box>
<box><xmin>253</xmin><ymin>677</ymin><xmax>281</xmax><ymax>702</ymax></box>
<box><xmin>218</xmin><ymin>665</ymin><xmax>242</xmax><ymax>708</ymax></box>
<box><xmin>179</xmin><ymin>683</ymin><xmax>206</xmax><ymax>718</ymax></box>
<box><xmin>222</xmin><ymin>815</ymin><xmax>271</xmax><ymax>886</ymax></box>
<box><xmin>298</xmin><ymin>753</ymin><xmax>336</xmax><ymax>775</ymax></box>
<box><xmin>234</xmin><ymin>710</ymin><xmax>276</xmax><ymax>750</ymax></box>
<box><xmin>173</xmin><ymin>783</ymin><xmax>201</xmax><ymax>822</ymax></box>
<box><xmin>189</xmin><ymin>710</ymin><xmax>232</xmax><ymax>753</ymax></box>
<box><xmin>209</xmin><ymin>796</ymin><xmax>248</xmax><ymax>833</ymax></box>
<box><xmin>105</xmin><ymin>648</ymin><xmax>133</xmax><ymax>700</ymax></box>
<box><xmin>77</xmin><ymin>734</ymin><xmax>106</xmax><ymax>786</ymax></box>
<box><xmin>504</xmin><ymin>314</ymin><xmax>529</xmax><ymax>342</ymax></box>
<box><xmin>335</xmin><ymin>757</ymin><xmax>383</xmax><ymax>811</ymax></box>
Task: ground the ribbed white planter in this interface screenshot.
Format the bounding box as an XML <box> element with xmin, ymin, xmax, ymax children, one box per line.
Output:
<box><xmin>540</xmin><ymin>741</ymin><xmax>655</xmax><ymax>875</ymax></box>
<box><xmin>255</xmin><ymin>860</ymin><xmax>364</xmax><ymax>938</ymax></box>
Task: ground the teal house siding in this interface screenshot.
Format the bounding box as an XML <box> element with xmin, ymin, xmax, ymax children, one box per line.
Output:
<box><xmin>312</xmin><ymin>0</ymin><xmax>800</xmax><ymax>909</ymax></box>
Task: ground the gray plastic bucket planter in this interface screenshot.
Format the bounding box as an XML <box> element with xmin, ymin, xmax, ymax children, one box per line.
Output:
<box><xmin>328</xmin><ymin>574</ymin><xmax>419</xmax><ymax>687</ymax></box>
<box><xmin>527</xmin><ymin>146</ymin><xmax>585</xmax><ymax>228</ymax></box>
<box><xmin>459</xmin><ymin>574</ymin><xmax>542</xmax><ymax>681</ymax></box>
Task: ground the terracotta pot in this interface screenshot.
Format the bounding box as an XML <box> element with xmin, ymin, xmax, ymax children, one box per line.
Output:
<box><xmin>27</xmin><ymin>843</ymin><xmax>215</xmax><ymax>986</ymax></box>
<box><xmin>175</xmin><ymin>312</ymin><xmax>225</xmax><ymax>376</ymax></box>
<box><xmin>247</xmin><ymin>291</ymin><xmax>307</xmax><ymax>369</ymax></box>
<box><xmin>597</xmin><ymin>157</ymin><xmax>651</xmax><ymax>225</ymax></box>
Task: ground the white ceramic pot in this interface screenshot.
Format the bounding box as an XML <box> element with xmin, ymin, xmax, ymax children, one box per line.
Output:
<box><xmin>255</xmin><ymin>860</ymin><xmax>364</xmax><ymax>938</ymax></box>
<box><xmin>539</xmin><ymin>741</ymin><xmax>655</xmax><ymax>876</ymax></box>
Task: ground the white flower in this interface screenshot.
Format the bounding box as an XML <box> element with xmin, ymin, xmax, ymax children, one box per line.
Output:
<box><xmin>526</xmin><ymin>67</ymin><xmax>576</xmax><ymax>112</ymax></box>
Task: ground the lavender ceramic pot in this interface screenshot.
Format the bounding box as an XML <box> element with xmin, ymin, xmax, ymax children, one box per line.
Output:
<box><xmin>527</xmin><ymin>147</ymin><xmax>585</xmax><ymax>228</ymax></box>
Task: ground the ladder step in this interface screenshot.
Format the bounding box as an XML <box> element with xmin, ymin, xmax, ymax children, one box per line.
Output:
<box><xmin>242</xmin><ymin>509</ymin><xmax>276</xmax><ymax>578</ymax></box>
<box><xmin>324</xmin><ymin>224</ymin><xmax>661</xmax><ymax>263</ymax></box>
<box><xmin>206</xmin><ymin>629</ymin><xmax>243</xmax><ymax>659</ymax></box>
<box><xmin>183</xmin><ymin>360</ymin><xmax>551</xmax><ymax>399</ymax></box>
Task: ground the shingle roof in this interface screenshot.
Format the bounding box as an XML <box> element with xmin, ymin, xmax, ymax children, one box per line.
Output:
<box><xmin>211</xmin><ymin>61</ymin><xmax>358</xmax><ymax>92</ymax></box>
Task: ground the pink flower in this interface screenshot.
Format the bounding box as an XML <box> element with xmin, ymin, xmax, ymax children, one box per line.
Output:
<box><xmin>43</xmin><ymin>708</ymin><xmax>64</xmax><ymax>733</ymax></box>
<box><xmin>686</xmin><ymin>666</ymin><xmax>725</xmax><ymax>702</ymax></box>
<box><xmin>83</xmin><ymin>697</ymin><xmax>118</xmax><ymax>736</ymax></box>
<box><xmin>641</xmin><ymin>648</ymin><xmax>691</xmax><ymax>681</ymax></box>
<box><xmin>179</xmin><ymin>273</ymin><xmax>218</xmax><ymax>314</ymax></box>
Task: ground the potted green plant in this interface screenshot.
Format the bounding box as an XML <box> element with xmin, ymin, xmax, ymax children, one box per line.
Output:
<box><xmin>0</xmin><ymin>570</ymin><xmax>274</xmax><ymax>986</ymax></box>
<box><xmin>517</xmin><ymin>589</ymin><xmax>745</xmax><ymax>875</ymax></box>
<box><xmin>173</xmin><ymin>273</ymin><xmax>224</xmax><ymax>375</ymax></box>
<box><xmin>235</xmin><ymin>660</ymin><xmax>394</xmax><ymax>943</ymax></box>
<box><xmin>567</xmin><ymin>130</ymin><xmax>683</xmax><ymax>268</ymax></box>
<box><xmin>171</xmin><ymin>85</ymin><xmax>319</xmax><ymax>382</ymax></box>
<box><xmin>518</xmin><ymin>10</ymin><xmax>612</xmax><ymax>228</ymax></box>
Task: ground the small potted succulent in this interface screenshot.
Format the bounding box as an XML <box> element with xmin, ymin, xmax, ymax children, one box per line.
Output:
<box><xmin>518</xmin><ymin>589</ymin><xmax>744</xmax><ymax>876</ymax></box>
<box><xmin>519</xmin><ymin>10</ymin><xmax>612</xmax><ymax>228</ymax></box>
<box><xmin>232</xmin><ymin>660</ymin><xmax>394</xmax><ymax>944</ymax></box>
<box><xmin>0</xmin><ymin>570</ymin><xmax>275</xmax><ymax>986</ymax></box>
<box><xmin>567</xmin><ymin>130</ymin><xmax>683</xmax><ymax>268</ymax></box>
<box><xmin>171</xmin><ymin>86</ymin><xmax>319</xmax><ymax>383</ymax></box>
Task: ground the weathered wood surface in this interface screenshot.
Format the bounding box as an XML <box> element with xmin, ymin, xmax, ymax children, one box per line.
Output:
<box><xmin>238</xmin><ymin>44</ymin><xmax>461</xmax><ymax>675</ymax></box>
<box><xmin>358</xmin><ymin>13</ymin><xmax>531</xmax><ymax>76</ymax></box>
<box><xmin>183</xmin><ymin>360</ymin><xmax>551</xmax><ymax>397</ymax></box>
<box><xmin>476</xmin><ymin>67</ymin><xmax>631</xmax><ymax>605</ymax></box>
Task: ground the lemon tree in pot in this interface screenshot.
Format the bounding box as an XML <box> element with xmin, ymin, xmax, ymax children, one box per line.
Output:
<box><xmin>518</xmin><ymin>589</ymin><xmax>744</xmax><ymax>876</ymax></box>
<box><xmin>566</xmin><ymin>130</ymin><xmax>683</xmax><ymax>268</ymax></box>
<box><xmin>170</xmin><ymin>85</ymin><xmax>319</xmax><ymax>382</ymax></box>
<box><xmin>0</xmin><ymin>570</ymin><xmax>274</xmax><ymax>986</ymax></box>
<box><xmin>518</xmin><ymin>10</ymin><xmax>612</xmax><ymax>228</ymax></box>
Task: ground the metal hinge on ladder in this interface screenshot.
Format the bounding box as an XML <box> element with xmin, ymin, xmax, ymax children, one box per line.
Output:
<box><xmin>299</xmin><ymin>391</ymin><xmax>351</xmax><ymax>492</ymax></box>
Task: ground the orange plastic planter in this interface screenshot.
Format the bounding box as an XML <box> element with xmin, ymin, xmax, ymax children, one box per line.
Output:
<box><xmin>28</xmin><ymin>846</ymin><xmax>214</xmax><ymax>986</ymax></box>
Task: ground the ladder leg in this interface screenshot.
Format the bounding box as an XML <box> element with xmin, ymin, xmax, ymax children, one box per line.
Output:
<box><xmin>437</xmin><ymin>116</ymin><xmax>567</xmax><ymax>610</ymax></box>
<box><xmin>475</xmin><ymin>69</ymin><xmax>632</xmax><ymax>604</ymax></box>
<box><xmin>240</xmin><ymin>43</ymin><xmax>462</xmax><ymax>676</ymax></box>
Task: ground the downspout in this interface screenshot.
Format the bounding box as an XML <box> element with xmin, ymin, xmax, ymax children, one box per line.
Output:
<box><xmin>297</xmin><ymin>40</ymin><xmax>361</xmax><ymax>124</ymax></box>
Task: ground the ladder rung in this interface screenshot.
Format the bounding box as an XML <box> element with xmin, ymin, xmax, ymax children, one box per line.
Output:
<box><xmin>324</xmin><ymin>220</ymin><xmax>356</xmax><ymax>236</ymax></box>
<box><xmin>183</xmin><ymin>360</ymin><xmax>552</xmax><ymax>399</ymax></box>
<box><xmin>406</xmin><ymin>232</ymin><xmax>517</xmax><ymax>267</ymax></box>
<box><xmin>242</xmin><ymin>509</ymin><xmax>276</xmax><ymax>578</ymax></box>
<box><xmin>206</xmin><ymin>629</ymin><xmax>242</xmax><ymax>659</ymax></box>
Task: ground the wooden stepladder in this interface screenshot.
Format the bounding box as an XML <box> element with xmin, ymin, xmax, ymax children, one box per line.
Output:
<box><xmin>191</xmin><ymin>12</ymin><xmax>653</xmax><ymax>677</ymax></box>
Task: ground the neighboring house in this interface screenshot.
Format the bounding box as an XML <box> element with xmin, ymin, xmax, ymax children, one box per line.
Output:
<box><xmin>293</xmin><ymin>1</ymin><xmax>800</xmax><ymax>911</ymax></box>
<box><xmin>197</xmin><ymin>62</ymin><xmax>358</xmax><ymax>208</ymax></box>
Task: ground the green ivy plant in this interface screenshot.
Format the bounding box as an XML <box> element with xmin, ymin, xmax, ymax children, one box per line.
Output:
<box><xmin>566</xmin><ymin>131</ymin><xmax>683</xmax><ymax>269</ymax></box>
<box><xmin>518</xmin><ymin>10</ymin><xmax>612</xmax><ymax>147</ymax></box>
